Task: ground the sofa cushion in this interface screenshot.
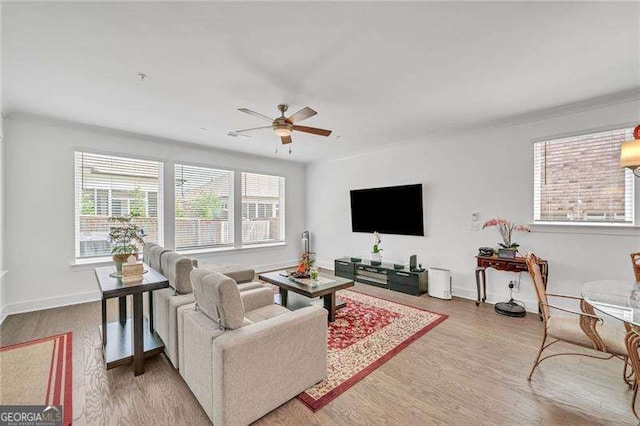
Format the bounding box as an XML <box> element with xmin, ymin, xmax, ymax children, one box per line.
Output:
<box><xmin>191</xmin><ymin>270</ymin><xmax>245</xmax><ymax>330</ymax></box>
<box><xmin>199</xmin><ymin>263</ymin><xmax>255</xmax><ymax>284</ymax></box>
<box><xmin>161</xmin><ymin>252</ymin><xmax>195</xmax><ymax>294</ymax></box>
<box><xmin>147</xmin><ymin>245</ymin><xmax>169</xmax><ymax>273</ymax></box>
<box><xmin>143</xmin><ymin>242</ymin><xmax>157</xmax><ymax>265</ymax></box>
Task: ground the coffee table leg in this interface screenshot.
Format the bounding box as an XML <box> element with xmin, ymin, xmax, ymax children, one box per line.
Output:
<box><xmin>323</xmin><ymin>292</ymin><xmax>336</xmax><ymax>322</ymax></box>
<box><xmin>133</xmin><ymin>293</ymin><xmax>144</xmax><ymax>376</ymax></box>
<box><xmin>280</xmin><ymin>288</ymin><xmax>288</xmax><ymax>307</ymax></box>
<box><xmin>119</xmin><ymin>296</ymin><xmax>127</xmax><ymax>325</ymax></box>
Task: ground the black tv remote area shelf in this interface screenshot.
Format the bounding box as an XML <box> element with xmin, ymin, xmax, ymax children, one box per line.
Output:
<box><xmin>334</xmin><ymin>257</ymin><xmax>428</xmax><ymax>296</ymax></box>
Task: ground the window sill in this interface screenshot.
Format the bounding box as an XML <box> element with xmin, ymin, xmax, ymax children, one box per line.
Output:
<box><xmin>70</xmin><ymin>257</ymin><xmax>114</xmax><ymax>271</ymax></box>
<box><xmin>178</xmin><ymin>242</ymin><xmax>286</xmax><ymax>256</ymax></box>
<box><xmin>530</xmin><ymin>222</ymin><xmax>640</xmax><ymax>236</ymax></box>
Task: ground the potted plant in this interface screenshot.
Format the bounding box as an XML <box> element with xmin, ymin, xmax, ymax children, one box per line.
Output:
<box><xmin>482</xmin><ymin>218</ymin><xmax>530</xmax><ymax>257</ymax></box>
<box><xmin>108</xmin><ymin>215</ymin><xmax>145</xmax><ymax>273</ymax></box>
<box><xmin>371</xmin><ymin>231</ymin><xmax>383</xmax><ymax>264</ymax></box>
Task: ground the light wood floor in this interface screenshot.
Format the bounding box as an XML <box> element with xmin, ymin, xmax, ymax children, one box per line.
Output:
<box><xmin>0</xmin><ymin>283</ymin><xmax>635</xmax><ymax>425</ymax></box>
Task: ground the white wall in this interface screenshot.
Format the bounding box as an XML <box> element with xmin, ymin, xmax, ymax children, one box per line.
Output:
<box><xmin>0</xmin><ymin>116</ymin><xmax>5</xmax><ymax>321</ymax></box>
<box><xmin>2</xmin><ymin>115</ymin><xmax>306</xmax><ymax>315</ymax></box>
<box><xmin>306</xmin><ymin>99</ymin><xmax>640</xmax><ymax>312</ymax></box>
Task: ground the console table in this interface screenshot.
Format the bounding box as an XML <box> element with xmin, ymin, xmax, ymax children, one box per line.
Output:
<box><xmin>475</xmin><ymin>255</ymin><xmax>548</xmax><ymax>312</ymax></box>
<box><xmin>334</xmin><ymin>257</ymin><xmax>428</xmax><ymax>296</ymax></box>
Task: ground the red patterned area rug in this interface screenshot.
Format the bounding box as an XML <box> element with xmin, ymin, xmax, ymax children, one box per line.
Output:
<box><xmin>0</xmin><ymin>332</ymin><xmax>73</xmax><ymax>425</ymax></box>
<box><xmin>298</xmin><ymin>290</ymin><xmax>447</xmax><ymax>411</ymax></box>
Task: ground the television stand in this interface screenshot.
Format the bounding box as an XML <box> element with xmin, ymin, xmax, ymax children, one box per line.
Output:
<box><xmin>334</xmin><ymin>257</ymin><xmax>427</xmax><ymax>296</ymax></box>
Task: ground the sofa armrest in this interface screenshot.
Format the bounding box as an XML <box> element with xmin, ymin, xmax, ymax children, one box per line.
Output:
<box><xmin>240</xmin><ymin>286</ymin><xmax>275</xmax><ymax>312</ymax></box>
<box><xmin>211</xmin><ymin>306</ymin><xmax>327</xmax><ymax>426</ymax></box>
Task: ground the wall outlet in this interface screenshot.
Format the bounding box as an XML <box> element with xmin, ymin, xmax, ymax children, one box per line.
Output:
<box><xmin>470</xmin><ymin>212</ymin><xmax>480</xmax><ymax>231</ymax></box>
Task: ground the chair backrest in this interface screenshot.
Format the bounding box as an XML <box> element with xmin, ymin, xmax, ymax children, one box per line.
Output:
<box><xmin>525</xmin><ymin>252</ymin><xmax>549</xmax><ymax>321</ymax></box>
<box><xmin>632</xmin><ymin>253</ymin><xmax>640</xmax><ymax>283</ymax></box>
<box><xmin>190</xmin><ymin>269</ymin><xmax>245</xmax><ymax>330</ymax></box>
<box><xmin>160</xmin><ymin>252</ymin><xmax>196</xmax><ymax>294</ymax></box>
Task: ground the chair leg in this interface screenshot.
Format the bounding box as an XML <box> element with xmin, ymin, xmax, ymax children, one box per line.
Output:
<box><xmin>528</xmin><ymin>331</ymin><xmax>548</xmax><ymax>381</ymax></box>
<box><xmin>625</xmin><ymin>356</ymin><xmax>634</xmax><ymax>389</ymax></box>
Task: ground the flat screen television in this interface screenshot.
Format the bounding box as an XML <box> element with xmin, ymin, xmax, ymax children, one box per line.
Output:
<box><xmin>350</xmin><ymin>184</ymin><xmax>424</xmax><ymax>236</ymax></box>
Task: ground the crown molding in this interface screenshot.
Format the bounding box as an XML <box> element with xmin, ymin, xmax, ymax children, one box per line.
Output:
<box><xmin>315</xmin><ymin>88</ymin><xmax>640</xmax><ymax>165</ymax></box>
<box><xmin>3</xmin><ymin>111</ymin><xmax>304</xmax><ymax>165</ymax></box>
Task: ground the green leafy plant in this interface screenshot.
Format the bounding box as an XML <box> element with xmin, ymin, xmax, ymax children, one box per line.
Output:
<box><xmin>81</xmin><ymin>193</ymin><xmax>96</xmax><ymax>215</ymax></box>
<box><xmin>188</xmin><ymin>192</ymin><xmax>222</xmax><ymax>219</ymax></box>
<box><xmin>108</xmin><ymin>215</ymin><xmax>145</xmax><ymax>257</ymax></box>
<box><xmin>129</xmin><ymin>187</ymin><xmax>147</xmax><ymax>217</ymax></box>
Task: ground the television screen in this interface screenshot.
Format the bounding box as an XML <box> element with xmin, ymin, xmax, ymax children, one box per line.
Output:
<box><xmin>350</xmin><ymin>184</ymin><xmax>424</xmax><ymax>236</ymax></box>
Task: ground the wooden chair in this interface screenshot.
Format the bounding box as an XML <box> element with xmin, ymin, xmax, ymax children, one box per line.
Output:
<box><xmin>525</xmin><ymin>252</ymin><xmax>628</xmax><ymax>381</ymax></box>
<box><xmin>632</xmin><ymin>253</ymin><xmax>640</xmax><ymax>283</ymax></box>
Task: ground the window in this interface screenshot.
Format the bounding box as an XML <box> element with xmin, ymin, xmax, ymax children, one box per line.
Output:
<box><xmin>175</xmin><ymin>164</ymin><xmax>234</xmax><ymax>250</ymax></box>
<box><xmin>241</xmin><ymin>172</ymin><xmax>285</xmax><ymax>244</ymax></box>
<box><xmin>74</xmin><ymin>152</ymin><xmax>163</xmax><ymax>259</ymax></box>
<box><xmin>533</xmin><ymin>127</ymin><xmax>635</xmax><ymax>225</ymax></box>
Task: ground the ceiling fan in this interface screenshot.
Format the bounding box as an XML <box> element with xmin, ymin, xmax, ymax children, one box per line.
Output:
<box><xmin>231</xmin><ymin>104</ymin><xmax>332</xmax><ymax>147</ymax></box>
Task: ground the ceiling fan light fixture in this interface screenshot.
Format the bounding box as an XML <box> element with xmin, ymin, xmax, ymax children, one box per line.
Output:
<box><xmin>273</xmin><ymin>123</ymin><xmax>292</xmax><ymax>137</ymax></box>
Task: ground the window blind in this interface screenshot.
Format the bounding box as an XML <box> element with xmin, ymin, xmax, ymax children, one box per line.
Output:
<box><xmin>533</xmin><ymin>127</ymin><xmax>634</xmax><ymax>224</ymax></box>
<box><xmin>175</xmin><ymin>164</ymin><xmax>234</xmax><ymax>250</ymax></box>
<box><xmin>241</xmin><ymin>172</ymin><xmax>285</xmax><ymax>244</ymax></box>
<box><xmin>74</xmin><ymin>152</ymin><xmax>164</xmax><ymax>259</ymax></box>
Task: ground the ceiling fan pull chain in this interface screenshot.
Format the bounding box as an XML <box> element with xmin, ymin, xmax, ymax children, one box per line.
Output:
<box><xmin>289</xmin><ymin>146</ymin><xmax>292</xmax><ymax>155</ymax></box>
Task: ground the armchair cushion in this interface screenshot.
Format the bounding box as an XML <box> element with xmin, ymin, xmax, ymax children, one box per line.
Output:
<box><xmin>244</xmin><ymin>303</ymin><xmax>290</xmax><ymax>323</ymax></box>
<box><xmin>240</xmin><ymin>287</ymin><xmax>277</xmax><ymax>313</ymax></box>
<box><xmin>547</xmin><ymin>316</ymin><xmax>595</xmax><ymax>348</ymax></box>
<box><xmin>191</xmin><ymin>270</ymin><xmax>245</xmax><ymax>329</ymax></box>
<box><xmin>161</xmin><ymin>252</ymin><xmax>195</xmax><ymax>294</ymax></box>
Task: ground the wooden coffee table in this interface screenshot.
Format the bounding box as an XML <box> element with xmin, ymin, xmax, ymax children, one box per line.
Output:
<box><xmin>258</xmin><ymin>271</ymin><xmax>354</xmax><ymax>322</ymax></box>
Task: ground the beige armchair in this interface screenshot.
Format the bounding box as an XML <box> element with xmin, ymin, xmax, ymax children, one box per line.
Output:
<box><xmin>180</xmin><ymin>269</ymin><xmax>327</xmax><ymax>425</ymax></box>
<box><xmin>525</xmin><ymin>252</ymin><xmax>628</xmax><ymax>381</ymax></box>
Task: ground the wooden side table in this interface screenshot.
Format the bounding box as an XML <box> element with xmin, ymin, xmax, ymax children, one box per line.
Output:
<box><xmin>475</xmin><ymin>255</ymin><xmax>548</xmax><ymax>317</ymax></box>
<box><xmin>95</xmin><ymin>263</ymin><xmax>169</xmax><ymax>376</ymax></box>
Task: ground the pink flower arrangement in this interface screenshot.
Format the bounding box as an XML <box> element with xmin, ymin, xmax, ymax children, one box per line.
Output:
<box><xmin>482</xmin><ymin>218</ymin><xmax>530</xmax><ymax>251</ymax></box>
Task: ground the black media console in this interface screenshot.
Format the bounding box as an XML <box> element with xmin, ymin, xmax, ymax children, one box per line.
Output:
<box><xmin>334</xmin><ymin>257</ymin><xmax>428</xmax><ymax>296</ymax></box>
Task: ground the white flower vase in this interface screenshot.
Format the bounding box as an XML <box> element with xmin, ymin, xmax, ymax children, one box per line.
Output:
<box><xmin>371</xmin><ymin>252</ymin><xmax>382</xmax><ymax>263</ymax></box>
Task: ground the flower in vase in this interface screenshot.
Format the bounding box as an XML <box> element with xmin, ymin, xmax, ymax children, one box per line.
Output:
<box><xmin>372</xmin><ymin>231</ymin><xmax>383</xmax><ymax>254</ymax></box>
<box><xmin>482</xmin><ymin>218</ymin><xmax>530</xmax><ymax>251</ymax></box>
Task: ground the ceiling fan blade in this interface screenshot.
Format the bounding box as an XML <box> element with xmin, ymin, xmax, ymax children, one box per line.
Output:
<box><xmin>233</xmin><ymin>126</ymin><xmax>272</xmax><ymax>133</ymax></box>
<box><xmin>227</xmin><ymin>131</ymin><xmax>252</xmax><ymax>138</ymax></box>
<box><xmin>238</xmin><ymin>108</ymin><xmax>274</xmax><ymax>123</ymax></box>
<box><xmin>281</xmin><ymin>135</ymin><xmax>292</xmax><ymax>145</ymax></box>
<box><xmin>288</xmin><ymin>107</ymin><xmax>317</xmax><ymax>123</ymax></box>
<box><xmin>293</xmin><ymin>125</ymin><xmax>332</xmax><ymax>137</ymax></box>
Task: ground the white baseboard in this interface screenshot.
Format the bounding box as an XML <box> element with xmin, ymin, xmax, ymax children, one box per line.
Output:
<box><xmin>0</xmin><ymin>290</ymin><xmax>101</xmax><ymax>324</ymax></box>
<box><xmin>452</xmin><ymin>286</ymin><xmax>538</xmax><ymax>313</ymax></box>
<box><xmin>253</xmin><ymin>259</ymin><xmax>299</xmax><ymax>274</ymax></box>
<box><xmin>316</xmin><ymin>259</ymin><xmax>538</xmax><ymax>313</ymax></box>
<box><xmin>0</xmin><ymin>260</ymin><xmax>299</xmax><ymax>324</ymax></box>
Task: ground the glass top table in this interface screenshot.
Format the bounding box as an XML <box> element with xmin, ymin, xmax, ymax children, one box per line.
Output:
<box><xmin>581</xmin><ymin>280</ymin><xmax>640</xmax><ymax>326</ymax></box>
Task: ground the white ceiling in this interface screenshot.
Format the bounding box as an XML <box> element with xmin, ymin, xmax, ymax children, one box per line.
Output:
<box><xmin>2</xmin><ymin>1</ymin><xmax>639</xmax><ymax>162</ymax></box>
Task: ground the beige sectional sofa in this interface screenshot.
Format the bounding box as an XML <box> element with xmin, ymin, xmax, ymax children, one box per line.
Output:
<box><xmin>142</xmin><ymin>242</ymin><xmax>260</xmax><ymax>369</ymax></box>
<box><xmin>179</xmin><ymin>269</ymin><xmax>328</xmax><ymax>425</ymax></box>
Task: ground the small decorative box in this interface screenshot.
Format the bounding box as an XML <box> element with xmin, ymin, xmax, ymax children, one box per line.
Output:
<box><xmin>122</xmin><ymin>262</ymin><xmax>144</xmax><ymax>284</ymax></box>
